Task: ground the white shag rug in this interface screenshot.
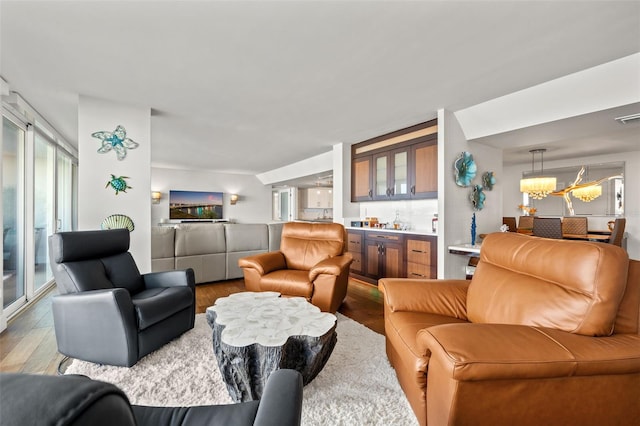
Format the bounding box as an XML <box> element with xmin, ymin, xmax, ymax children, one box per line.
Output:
<box><xmin>65</xmin><ymin>313</ymin><xmax>418</xmax><ymax>426</ymax></box>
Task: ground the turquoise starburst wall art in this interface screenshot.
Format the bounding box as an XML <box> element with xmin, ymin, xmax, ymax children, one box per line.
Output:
<box><xmin>91</xmin><ymin>125</ymin><xmax>139</xmax><ymax>161</ymax></box>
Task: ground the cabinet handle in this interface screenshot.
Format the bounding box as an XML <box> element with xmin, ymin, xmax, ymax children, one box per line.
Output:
<box><xmin>411</xmin><ymin>249</ymin><xmax>425</xmax><ymax>253</ymax></box>
<box><xmin>411</xmin><ymin>185</ymin><xmax>415</xmax><ymax>195</ymax></box>
<box><xmin>368</xmin><ymin>189</ymin><xmax>373</xmax><ymax>198</ymax></box>
<box><xmin>410</xmin><ymin>273</ymin><xmax>426</xmax><ymax>277</ymax></box>
<box><xmin>390</xmin><ymin>187</ymin><xmax>395</xmax><ymax>196</ymax></box>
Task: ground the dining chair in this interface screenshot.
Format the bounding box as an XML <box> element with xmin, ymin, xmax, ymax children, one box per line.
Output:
<box><xmin>517</xmin><ymin>216</ymin><xmax>535</xmax><ymax>233</ymax></box>
<box><xmin>532</xmin><ymin>217</ymin><xmax>563</xmax><ymax>239</ymax></box>
<box><xmin>562</xmin><ymin>217</ymin><xmax>588</xmax><ymax>236</ymax></box>
<box><xmin>502</xmin><ymin>217</ymin><xmax>517</xmax><ymax>233</ymax></box>
<box><xmin>609</xmin><ymin>218</ymin><xmax>626</xmax><ymax>247</ymax></box>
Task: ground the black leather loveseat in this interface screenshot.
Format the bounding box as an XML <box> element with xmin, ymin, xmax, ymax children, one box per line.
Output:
<box><xmin>0</xmin><ymin>369</ymin><xmax>303</xmax><ymax>426</ymax></box>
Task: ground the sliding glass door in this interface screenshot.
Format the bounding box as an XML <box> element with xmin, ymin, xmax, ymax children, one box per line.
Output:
<box><xmin>2</xmin><ymin>116</ymin><xmax>26</xmax><ymax>312</ymax></box>
<box><xmin>57</xmin><ymin>150</ymin><xmax>77</xmax><ymax>232</ymax></box>
<box><xmin>34</xmin><ymin>133</ymin><xmax>56</xmax><ymax>291</ymax></box>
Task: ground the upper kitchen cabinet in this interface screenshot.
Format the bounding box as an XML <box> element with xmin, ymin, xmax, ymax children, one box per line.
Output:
<box><xmin>352</xmin><ymin>156</ymin><xmax>374</xmax><ymax>201</ymax></box>
<box><xmin>306</xmin><ymin>187</ymin><xmax>333</xmax><ymax>208</ymax></box>
<box><xmin>351</xmin><ymin>119</ymin><xmax>438</xmax><ymax>202</ymax></box>
<box><xmin>410</xmin><ymin>140</ymin><xmax>438</xmax><ymax>198</ymax></box>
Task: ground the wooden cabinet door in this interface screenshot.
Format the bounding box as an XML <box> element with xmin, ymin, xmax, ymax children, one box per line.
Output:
<box><xmin>373</xmin><ymin>149</ymin><xmax>410</xmax><ymax>200</ymax></box>
<box><xmin>352</xmin><ymin>156</ymin><xmax>373</xmax><ymax>201</ymax></box>
<box><xmin>406</xmin><ymin>239</ymin><xmax>432</xmax><ymax>278</ymax></box>
<box><xmin>347</xmin><ymin>231</ymin><xmax>364</xmax><ymax>274</ymax></box>
<box><xmin>372</xmin><ymin>153</ymin><xmax>390</xmax><ymax>200</ymax></box>
<box><xmin>364</xmin><ymin>235</ymin><xmax>404</xmax><ymax>280</ymax></box>
<box><xmin>381</xmin><ymin>241</ymin><xmax>404</xmax><ymax>278</ymax></box>
<box><xmin>410</xmin><ymin>140</ymin><xmax>438</xmax><ymax>199</ymax></box>
<box><xmin>365</xmin><ymin>240</ymin><xmax>381</xmax><ymax>278</ymax></box>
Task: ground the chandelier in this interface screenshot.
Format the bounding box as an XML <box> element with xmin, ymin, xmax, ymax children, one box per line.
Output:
<box><xmin>520</xmin><ymin>149</ymin><xmax>557</xmax><ymax>199</ymax></box>
<box><xmin>572</xmin><ymin>185</ymin><xmax>602</xmax><ymax>202</ymax></box>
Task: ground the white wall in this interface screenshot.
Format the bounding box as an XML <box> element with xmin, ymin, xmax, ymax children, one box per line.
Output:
<box><xmin>439</xmin><ymin>109</ymin><xmax>503</xmax><ymax>279</ymax></box>
<box><xmin>78</xmin><ymin>96</ymin><xmax>152</xmax><ymax>272</ymax></box>
<box><xmin>151</xmin><ymin>167</ymin><xmax>273</xmax><ymax>224</ymax></box>
<box><xmin>333</xmin><ymin>143</ymin><xmax>359</xmax><ymax>224</ymax></box>
<box><xmin>503</xmin><ymin>150</ymin><xmax>640</xmax><ymax>259</ymax></box>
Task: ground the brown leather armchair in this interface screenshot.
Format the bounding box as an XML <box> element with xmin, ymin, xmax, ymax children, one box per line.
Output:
<box><xmin>239</xmin><ymin>222</ymin><xmax>352</xmax><ymax>313</ymax></box>
<box><xmin>380</xmin><ymin>232</ymin><xmax>640</xmax><ymax>426</ymax></box>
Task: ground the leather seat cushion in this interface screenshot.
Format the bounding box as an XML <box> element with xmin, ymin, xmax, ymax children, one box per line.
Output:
<box><xmin>132</xmin><ymin>287</ymin><xmax>194</xmax><ymax>330</ymax></box>
<box><xmin>386</xmin><ymin>311</ymin><xmax>468</xmax><ymax>389</ymax></box>
<box><xmin>260</xmin><ymin>270</ymin><xmax>313</xmax><ymax>299</ymax></box>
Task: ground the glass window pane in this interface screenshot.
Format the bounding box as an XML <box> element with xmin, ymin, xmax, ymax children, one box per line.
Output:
<box><xmin>376</xmin><ymin>156</ymin><xmax>387</xmax><ymax>196</ymax></box>
<box><xmin>394</xmin><ymin>151</ymin><xmax>407</xmax><ymax>195</ymax></box>
<box><xmin>3</xmin><ymin>117</ymin><xmax>25</xmax><ymax>308</ymax></box>
<box><xmin>34</xmin><ymin>133</ymin><xmax>55</xmax><ymax>290</ymax></box>
<box><xmin>57</xmin><ymin>151</ymin><xmax>75</xmax><ymax>232</ymax></box>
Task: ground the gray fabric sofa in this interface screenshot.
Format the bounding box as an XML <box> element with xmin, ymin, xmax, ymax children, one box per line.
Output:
<box><xmin>152</xmin><ymin>223</ymin><xmax>284</xmax><ymax>284</ymax></box>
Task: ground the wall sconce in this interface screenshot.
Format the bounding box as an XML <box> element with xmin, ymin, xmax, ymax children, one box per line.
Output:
<box><xmin>230</xmin><ymin>194</ymin><xmax>239</xmax><ymax>205</ymax></box>
<box><xmin>151</xmin><ymin>191</ymin><xmax>162</xmax><ymax>204</ymax></box>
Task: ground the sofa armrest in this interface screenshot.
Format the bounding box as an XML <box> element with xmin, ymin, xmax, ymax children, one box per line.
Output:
<box><xmin>238</xmin><ymin>251</ymin><xmax>287</xmax><ymax>276</ymax></box>
<box><xmin>418</xmin><ymin>323</ymin><xmax>640</xmax><ymax>382</ymax></box>
<box><xmin>309</xmin><ymin>253</ymin><xmax>352</xmax><ymax>282</ymax></box>
<box><xmin>52</xmin><ymin>289</ymin><xmax>139</xmax><ymax>367</ymax></box>
<box><xmin>379</xmin><ymin>278</ymin><xmax>469</xmax><ymax>320</ymax></box>
<box><xmin>143</xmin><ymin>269</ymin><xmax>195</xmax><ymax>290</ymax></box>
<box><xmin>254</xmin><ymin>369</ymin><xmax>303</xmax><ymax>426</ymax></box>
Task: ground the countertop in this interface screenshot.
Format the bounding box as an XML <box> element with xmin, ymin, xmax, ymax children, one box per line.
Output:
<box><xmin>345</xmin><ymin>226</ymin><xmax>437</xmax><ymax>236</ymax></box>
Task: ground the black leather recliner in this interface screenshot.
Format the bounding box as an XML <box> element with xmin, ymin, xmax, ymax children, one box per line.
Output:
<box><xmin>0</xmin><ymin>369</ymin><xmax>303</xmax><ymax>426</ymax></box>
<box><xmin>49</xmin><ymin>229</ymin><xmax>196</xmax><ymax>367</ymax></box>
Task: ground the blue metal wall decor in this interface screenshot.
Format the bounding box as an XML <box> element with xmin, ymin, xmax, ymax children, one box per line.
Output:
<box><xmin>453</xmin><ymin>151</ymin><xmax>477</xmax><ymax>187</ymax></box>
<box><xmin>91</xmin><ymin>125</ymin><xmax>139</xmax><ymax>161</ymax></box>
<box><xmin>105</xmin><ymin>174</ymin><xmax>132</xmax><ymax>195</ymax></box>
<box><xmin>470</xmin><ymin>184</ymin><xmax>486</xmax><ymax>211</ymax></box>
<box><xmin>482</xmin><ymin>171</ymin><xmax>496</xmax><ymax>190</ymax></box>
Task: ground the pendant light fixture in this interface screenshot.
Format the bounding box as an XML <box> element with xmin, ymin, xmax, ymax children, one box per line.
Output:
<box><xmin>571</xmin><ymin>166</ymin><xmax>602</xmax><ymax>202</ymax></box>
<box><xmin>520</xmin><ymin>149</ymin><xmax>557</xmax><ymax>199</ymax></box>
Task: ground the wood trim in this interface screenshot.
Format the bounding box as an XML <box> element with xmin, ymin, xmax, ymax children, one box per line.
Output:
<box><xmin>351</xmin><ymin>119</ymin><xmax>437</xmax><ymax>158</ymax></box>
<box><xmin>355</xmin><ymin>125</ymin><xmax>438</xmax><ymax>154</ymax></box>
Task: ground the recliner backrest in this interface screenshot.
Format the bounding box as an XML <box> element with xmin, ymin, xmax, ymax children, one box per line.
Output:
<box><xmin>49</xmin><ymin>229</ymin><xmax>144</xmax><ymax>295</ymax></box>
<box><xmin>280</xmin><ymin>222</ymin><xmax>345</xmax><ymax>270</ymax></box>
<box><xmin>468</xmin><ymin>232</ymin><xmax>629</xmax><ymax>336</ymax></box>
<box><xmin>614</xmin><ymin>259</ymin><xmax>640</xmax><ymax>335</ymax></box>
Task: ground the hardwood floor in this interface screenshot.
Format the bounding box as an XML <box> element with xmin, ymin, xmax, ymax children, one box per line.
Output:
<box><xmin>0</xmin><ymin>278</ymin><xmax>384</xmax><ymax>375</ymax></box>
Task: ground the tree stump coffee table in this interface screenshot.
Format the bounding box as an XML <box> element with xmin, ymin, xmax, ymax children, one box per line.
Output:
<box><xmin>206</xmin><ymin>291</ymin><xmax>337</xmax><ymax>402</ymax></box>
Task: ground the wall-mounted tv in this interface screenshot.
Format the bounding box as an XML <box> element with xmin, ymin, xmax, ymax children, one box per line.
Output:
<box><xmin>169</xmin><ymin>190</ymin><xmax>223</xmax><ymax>220</ymax></box>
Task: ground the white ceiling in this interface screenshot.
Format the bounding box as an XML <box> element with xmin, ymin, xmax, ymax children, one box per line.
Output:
<box><xmin>2</xmin><ymin>1</ymin><xmax>639</xmax><ymax>176</ymax></box>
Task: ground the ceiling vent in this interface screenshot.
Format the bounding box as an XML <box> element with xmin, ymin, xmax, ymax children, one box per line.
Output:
<box><xmin>614</xmin><ymin>113</ymin><xmax>640</xmax><ymax>124</ymax></box>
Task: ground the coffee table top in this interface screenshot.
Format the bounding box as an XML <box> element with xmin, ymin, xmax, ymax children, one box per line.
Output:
<box><xmin>207</xmin><ymin>291</ymin><xmax>336</xmax><ymax>347</ymax></box>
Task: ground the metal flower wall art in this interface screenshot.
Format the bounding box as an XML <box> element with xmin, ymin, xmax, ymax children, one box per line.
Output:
<box><xmin>106</xmin><ymin>174</ymin><xmax>132</xmax><ymax>195</ymax></box>
<box><xmin>91</xmin><ymin>125</ymin><xmax>139</xmax><ymax>161</ymax></box>
<box><xmin>470</xmin><ymin>185</ymin><xmax>486</xmax><ymax>211</ymax></box>
<box><xmin>482</xmin><ymin>171</ymin><xmax>496</xmax><ymax>190</ymax></box>
<box><xmin>453</xmin><ymin>152</ymin><xmax>477</xmax><ymax>187</ymax></box>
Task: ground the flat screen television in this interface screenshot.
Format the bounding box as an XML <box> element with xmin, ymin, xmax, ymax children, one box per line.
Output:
<box><xmin>169</xmin><ymin>190</ymin><xmax>223</xmax><ymax>220</ymax></box>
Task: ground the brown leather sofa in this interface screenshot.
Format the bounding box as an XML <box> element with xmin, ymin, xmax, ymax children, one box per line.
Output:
<box><xmin>380</xmin><ymin>232</ymin><xmax>640</xmax><ymax>426</ymax></box>
<box><xmin>239</xmin><ymin>222</ymin><xmax>352</xmax><ymax>313</ymax></box>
